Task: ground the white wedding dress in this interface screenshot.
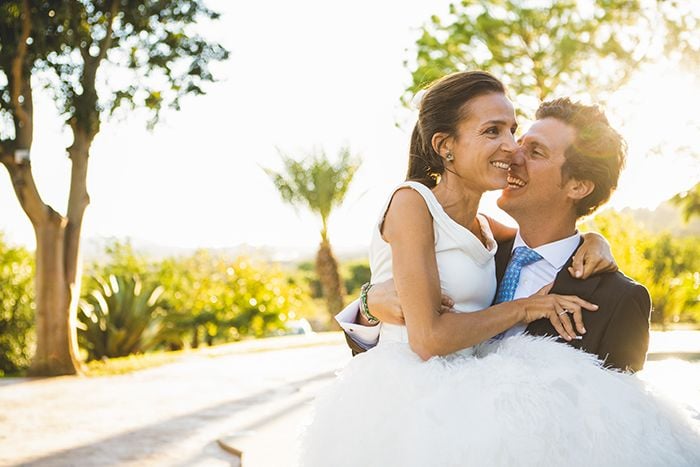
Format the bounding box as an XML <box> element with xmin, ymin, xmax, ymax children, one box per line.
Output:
<box><xmin>300</xmin><ymin>181</ymin><xmax>700</xmax><ymax>467</ymax></box>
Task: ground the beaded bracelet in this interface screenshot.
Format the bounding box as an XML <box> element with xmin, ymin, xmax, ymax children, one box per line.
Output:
<box><xmin>359</xmin><ymin>282</ymin><xmax>379</xmax><ymax>324</ymax></box>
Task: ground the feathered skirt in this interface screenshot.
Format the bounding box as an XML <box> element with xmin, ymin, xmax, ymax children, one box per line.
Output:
<box><xmin>300</xmin><ymin>334</ymin><xmax>700</xmax><ymax>467</ymax></box>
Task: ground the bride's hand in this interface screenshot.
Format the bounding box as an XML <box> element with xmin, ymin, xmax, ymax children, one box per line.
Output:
<box><xmin>570</xmin><ymin>232</ymin><xmax>618</xmax><ymax>279</ymax></box>
<box><xmin>516</xmin><ymin>290</ymin><xmax>598</xmax><ymax>341</ymax></box>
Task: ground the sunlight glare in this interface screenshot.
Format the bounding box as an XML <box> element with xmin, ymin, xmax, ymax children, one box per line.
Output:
<box><xmin>606</xmin><ymin>62</ymin><xmax>700</xmax><ymax>210</ymax></box>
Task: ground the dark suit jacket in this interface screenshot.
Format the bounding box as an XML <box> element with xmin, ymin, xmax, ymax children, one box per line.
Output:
<box><xmin>497</xmin><ymin>238</ymin><xmax>651</xmax><ymax>372</ymax></box>
<box><xmin>344</xmin><ymin>239</ymin><xmax>652</xmax><ymax>372</ymax></box>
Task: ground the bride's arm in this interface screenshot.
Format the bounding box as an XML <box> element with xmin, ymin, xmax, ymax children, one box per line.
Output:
<box><xmin>383</xmin><ymin>189</ymin><xmax>595</xmax><ymax>360</ymax></box>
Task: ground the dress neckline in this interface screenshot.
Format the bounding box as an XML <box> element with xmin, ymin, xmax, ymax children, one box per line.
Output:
<box><xmin>401</xmin><ymin>181</ymin><xmax>497</xmax><ymax>257</ymax></box>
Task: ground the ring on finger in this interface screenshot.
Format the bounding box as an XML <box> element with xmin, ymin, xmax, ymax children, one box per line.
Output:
<box><xmin>558</xmin><ymin>309</ymin><xmax>569</xmax><ymax>316</ymax></box>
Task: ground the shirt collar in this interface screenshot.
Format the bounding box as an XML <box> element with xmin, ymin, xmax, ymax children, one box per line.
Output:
<box><xmin>512</xmin><ymin>231</ymin><xmax>581</xmax><ymax>270</ymax></box>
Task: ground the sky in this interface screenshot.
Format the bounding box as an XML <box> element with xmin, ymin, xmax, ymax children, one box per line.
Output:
<box><xmin>1</xmin><ymin>0</ymin><xmax>699</xmax><ymax>259</ymax></box>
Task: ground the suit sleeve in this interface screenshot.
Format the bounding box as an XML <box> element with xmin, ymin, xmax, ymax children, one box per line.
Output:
<box><xmin>335</xmin><ymin>299</ymin><xmax>380</xmax><ymax>356</ymax></box>
<box><xmin>597</xmin><ymin>283</ymin><xmax>651</xmax><ymax>372</ymax></box>
<box><xmin>344</xmin><ymin>333</ymin><xmax>368</xmax><ymax>356</ymax></box>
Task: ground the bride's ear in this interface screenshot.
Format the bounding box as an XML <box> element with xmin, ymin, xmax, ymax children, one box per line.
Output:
<box><xmin>567</xmin><ymin>179</ymin><xmax>595</xmax><ymax>201</ymax></box>
<box><xmin>431</xmin><ymin>132</ymin><xmax>451</xmax><ymax>159</ymax></box>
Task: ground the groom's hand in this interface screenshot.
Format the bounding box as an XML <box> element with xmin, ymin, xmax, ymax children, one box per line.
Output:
<box><xmin>365</xmin><ymin>279</ymin><xmax>455</xmax><ymax>325</ymax></box>
<box><xmin>365</xmin><ymin>279</ymin><xmax>405</xmax><ymax>325</ymax></box>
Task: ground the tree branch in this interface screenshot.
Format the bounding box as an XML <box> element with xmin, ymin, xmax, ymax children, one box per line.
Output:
<box><xmin>96</xmin><ymin>0</ymin><xmax>119</xmax><ymax>64</ymax></box>
<box><xmin>0</xmin><ymin>140</ymin><xmax>14</xmax><ymax>162</ymax></box>
<box><xmin>2</xmin><ymin>0</ymin><xmax>47</xmax><ymax>226</ymax></box>
<box><xmin>10</xmin><ymin>0</ymin><xmax>32</xmax><ymax>146</ymax></box>
<box><xmin>64</xmin><ymin>123</ymin><xmax>91</xmax><ymax>288</ymax></box>
<box><xmin>1</xmin><ymin>157</ymin><xmax>50</xmax><ymax>226</ymax></box>
<box><xmin>63</xmin><ymin>1</ymin><xmax>121</xmax><ymax>277</ymax></box>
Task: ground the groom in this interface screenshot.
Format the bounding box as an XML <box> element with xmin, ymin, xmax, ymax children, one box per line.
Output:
<box><xmin>338</xmin><ymin>98</ymin><xmax>651</xmax><ymax>372</ymax></box>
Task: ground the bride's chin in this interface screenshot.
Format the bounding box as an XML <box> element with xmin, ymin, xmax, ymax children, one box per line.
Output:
<box><xmin>488</xmin><ymin>176</ymin><xmax>509</xmax><ymax>191</ymax></box>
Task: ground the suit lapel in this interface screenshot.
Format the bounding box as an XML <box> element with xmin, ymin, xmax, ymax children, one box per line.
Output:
<box><xmin>495</xmin><ymin>238</ymin><xmax>515</xmax><ymax>284</ymax></box>
<box><xmin>525</xmin><ymin>238</ymin><xmax>603</xmax><ymax>338</ymax></box>
<box><xmin>549</xmin><ymin>261</ymin><xmax>602</xmax><ymax>297</ymax></box>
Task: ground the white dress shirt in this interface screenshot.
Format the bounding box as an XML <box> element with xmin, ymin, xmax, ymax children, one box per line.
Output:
<box><xmin>336</xmin><ymin>299</ymin><xmax>377</xmax><ymax>349</ymax></box>
<box><xmin>500</xmin><ymin>231</ymin><xmax>581</xmax><ymax>338</ymax></box>
<box><xmin>336</xmin><ymin>230</ymin><xmax>582</xmax><ymax>347</ymax></box>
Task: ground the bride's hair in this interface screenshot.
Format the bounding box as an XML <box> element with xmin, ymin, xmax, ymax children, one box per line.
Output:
<box><xmin>407</xmin><ymin>71</ymin><xmax>505</xmax><ymax>188</ymax></box>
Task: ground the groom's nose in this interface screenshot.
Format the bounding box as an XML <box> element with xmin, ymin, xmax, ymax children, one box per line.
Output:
<box><xmin>509</xmin><ymin>146</ymin><xmax>526</xmax><ymax>166</ymax></box>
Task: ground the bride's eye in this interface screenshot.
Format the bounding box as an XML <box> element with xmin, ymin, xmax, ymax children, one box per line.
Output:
<box><xmin>484</xmin><ymin>127</ymin><xmax>499</xmax><ymax>136</ymax></box>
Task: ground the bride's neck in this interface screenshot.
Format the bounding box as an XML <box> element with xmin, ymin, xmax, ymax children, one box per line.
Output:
<box><xmin>432</xmin><ymin>174</ymin><xmax>482</xmax><ymax>230</ymax></box>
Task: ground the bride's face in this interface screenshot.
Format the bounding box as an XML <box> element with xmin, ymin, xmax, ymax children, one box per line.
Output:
<box><xmin>441</xmin><ymin>93</ymin><xmax>517</xmax><ymax>193</ymax></box>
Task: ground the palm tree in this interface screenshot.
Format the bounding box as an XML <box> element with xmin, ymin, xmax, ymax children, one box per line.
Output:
<box><xmin>265</xmin><ymin>146</ymin><xmax>360</xmax><ymax>321</ymax></box>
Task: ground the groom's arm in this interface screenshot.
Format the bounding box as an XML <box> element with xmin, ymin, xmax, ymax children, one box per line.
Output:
<box><xmin>597</xmin><ymin>282</ymin><xmax>651</xmax><ymax>372</ymax></box>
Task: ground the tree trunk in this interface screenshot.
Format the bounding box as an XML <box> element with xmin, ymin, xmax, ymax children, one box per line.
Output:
<box><xmin>24</xmin><ymin>125</ymin><xmax>91</xmax><ymax>377</ymax></box>
<box><xmin>0</xmin><ymin>151</ymin><xmax>85</xmax><ymax>376</ymax></box>
<box><xmin>1</xmin><ymin>127</ymin><xmax>92</xmax><ymax>377</ymax></box>
<box><xmin>28</xmin><ymin>214</ymin><xmax>83</xmax><ymax>376</ymax></box>
<box><xmin>315</xmin><ymin>239</ymin><xmax>345</xmax><ymax>326</ymax></box>
<box><xmin>191</xmin><ymin>326</ymin><xmax>200</xmax><ymax>349</ymax></box>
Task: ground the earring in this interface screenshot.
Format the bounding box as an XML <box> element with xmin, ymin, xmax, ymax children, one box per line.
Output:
<box><xmin>446</xmin><ymin>151</ymin><xmax>454</xmax><ymax>162</ymax></box>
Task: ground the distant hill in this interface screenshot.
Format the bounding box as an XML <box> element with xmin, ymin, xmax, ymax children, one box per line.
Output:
<box><xmin>81</xmin><ymin>237</ymin><xmax>367</xmax><ymax>265</ymax></box>
<box><xmin>618</xmin><ymin>201</ymin><xmax>700</xmax><ymax>237</ymax></box>
<box><xmin>81</xmin><ymin>202</ymin><xmax>698</xmax><ymax>265</ymax></box>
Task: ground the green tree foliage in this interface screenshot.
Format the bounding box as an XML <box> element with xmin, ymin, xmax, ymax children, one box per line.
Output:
<box><xmin>583</xmin><ymin>210</ymin><xmax>700</xmax><ymax>327</ymax></box>
<box><xmin>265</xmin><ymin>147</ymin><xmax>360</xmax><ymax>319</ymax></box>
<box><xmin>78</xmin><ymin>273</ymin><xmax>167</xmax><ymax>360</ymax></box>
<box><xmin>0</xmin><ymin>235</ymin><xmax>35</xmax><ymax>375</ymax></box>
<box><xmin>406</xmin><ymin>0</ymin><xmax>700</xmax><ymax>112</ymax></box>
<box><xmin>0</xmin><ymin>0</ymin><xmax>228</xmax><ymax>375</ymax></box>
<box><xmin>672</xmin><ymin>182</ymin><xmax>700</xmax><ymax>222</ymax></box>
<box><xmin>342</xmin><ymin>259</ymin><xmax>371</xmax><ymax>295</ymax></box>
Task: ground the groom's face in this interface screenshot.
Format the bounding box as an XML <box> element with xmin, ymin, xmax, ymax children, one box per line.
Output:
<box><xmin>496</xmin><ymin>117</ymin><xmax>576</xmax><ymax>220</ymax></box>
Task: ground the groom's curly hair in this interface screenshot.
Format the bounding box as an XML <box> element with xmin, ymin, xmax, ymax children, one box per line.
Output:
<box><xmin>536</xmin><ymin>98</ymin><xmax>627</xmax><ymax>218</ymax></box>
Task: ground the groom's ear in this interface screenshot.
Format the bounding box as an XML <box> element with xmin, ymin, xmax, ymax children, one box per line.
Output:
<box><xmin>566</xmin><ymin>179</ymin><xmax>595</xmax><ymax>201</ymax></box>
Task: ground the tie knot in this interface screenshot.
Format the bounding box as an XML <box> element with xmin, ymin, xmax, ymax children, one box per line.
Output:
<box><xmin>511</xmin><ymin>246</ymin><xmax>543</xmax><ymax>267</ymax></box>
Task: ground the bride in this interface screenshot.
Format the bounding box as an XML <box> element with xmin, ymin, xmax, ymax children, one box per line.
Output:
<box><xmin>300</xmin><ymin>71</ymin><xmax>700</xmax><ymax>466</ymax></box>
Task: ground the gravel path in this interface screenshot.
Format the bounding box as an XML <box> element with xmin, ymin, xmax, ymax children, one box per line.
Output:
<box><xmin>0</xmin><ymin>334</ymin><xmax>350</xmax><ymax>467</ymax></box>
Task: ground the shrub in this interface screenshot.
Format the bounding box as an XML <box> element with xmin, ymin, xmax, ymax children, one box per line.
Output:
<box><xmin>156</xmin><ymin>253</ymin><xmax>308</xmax><ymax>346</ymax></box>
<box><xmin>0</xmin><ymin>236</ymin><xmax>35</xmax><ymax>375</ymax></box>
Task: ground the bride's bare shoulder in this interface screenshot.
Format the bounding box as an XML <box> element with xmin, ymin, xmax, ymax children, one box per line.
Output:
<box><xmin>382</xmin><ymin>186</ymin><xmax>432</xmax><ymax>243</ymax></box>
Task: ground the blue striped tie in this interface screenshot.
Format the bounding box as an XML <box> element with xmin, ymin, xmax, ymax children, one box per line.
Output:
<box><xmin>493</xmin><ymin>246</ymin><xmax>543</xmax><ymax>339</ymax></box>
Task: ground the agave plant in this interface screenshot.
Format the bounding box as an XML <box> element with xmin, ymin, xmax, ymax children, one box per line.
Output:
<box><xmin>77</xmin><ymin>274</ymin><xmax>167</xmax><ymax>360</ymax></box>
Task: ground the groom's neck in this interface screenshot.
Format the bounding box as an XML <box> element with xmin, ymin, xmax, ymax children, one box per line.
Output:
<box><xmin>516</xmin><ymin>217</ymin><xmax>577</xmax><ymax>248</ymax></box>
